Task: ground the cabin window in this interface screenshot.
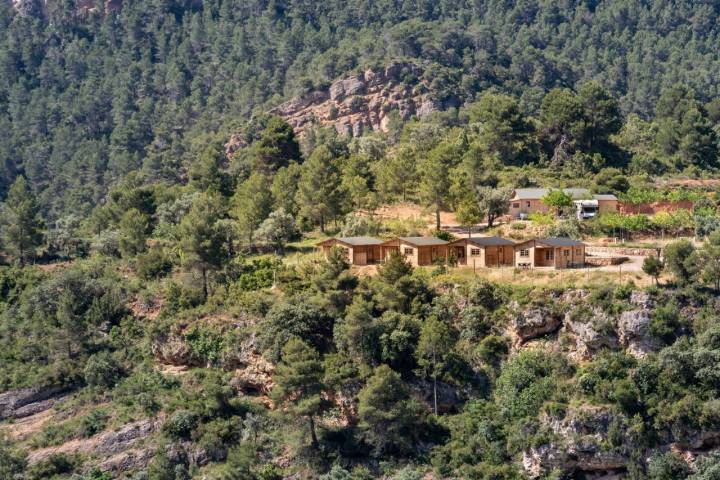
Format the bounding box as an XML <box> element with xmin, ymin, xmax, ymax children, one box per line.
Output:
<box><xmin>545</xmin><ymin>250</ymin><xmax>554</xmax><ymax>260</ymax></box>
<box><xmin>519</xmin><ymin>249</ymin><xmax>529</xmax><ymax>257</ymax></box>
<box><xmin>526</xmin><ymin>201</ymin><xmax>531</xmax><ymax>207</ymax></box>
<box><xmin>576</xmin><ymin>248</ymin><xmax>582</xmax><ymax>255</ymax></box>
<box><xmin>404</xmin><ymin>248</ymin><xmax>414</xmax><ymax>255</ymax></box>
<box><xmin>512</xmin><ymin>202</ymin><xmax>520</xmax><ymax>208</ymax></box>
<box><xmin>470</xmin><ymin>248</ymin><xmax>481</xmax><ymax>256</ymax></box>
<box><xmin>564</xmin><ymin>249</ymin><xmax>570</xmax><ymax>257</ymax></box>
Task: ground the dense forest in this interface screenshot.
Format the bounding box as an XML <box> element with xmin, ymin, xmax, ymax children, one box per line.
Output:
<box><xmin>4</xmin><ymin>1</ymin><xmax>720</xmax><ymax>479</ymax></box>
<box><xmin>1</xmin><ymin>0</ymin><xmax>720</xmax><ymax>217</ymax></box>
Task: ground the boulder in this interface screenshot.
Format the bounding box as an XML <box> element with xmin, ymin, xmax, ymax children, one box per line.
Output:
<box><xmin>513</xmin><ymin>307</ymin><xmax>562</xmax><ymax>342</ymax></box>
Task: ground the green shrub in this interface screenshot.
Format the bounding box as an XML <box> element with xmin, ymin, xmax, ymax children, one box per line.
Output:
<box><xmin>185</xmin><ymin>326</ymin><xmax>224</xmax><ymax>365</ymax></box>
<box><xmin>26</xmin><ymin>453</ymin><xmax>75</xmax><ymax>480</ymax></box>
<box><xmin>495</xmin><ymin>350</ymin><xmax>570</xmax><ymax>419</ymax></box>
<box><xmin>84</xmin><ymin>350</ymin><xmax>124</xmax><ymax>388</ymax></box>
<box><xmin>650</xmin><ymin>303</ymin><xmax>687</xmax><ymax>345</ymax></box>
<box><xmin>164</xmin><ymin>410</ymin><xmax>199</xmax><ymax>439</ymax></box>
<box><xmin>477</xmin><ymin>335</ymin><xmax>509</xmax><ymax>366</ymax></box>
<box><xmin>547</xmin><ymin>219</ymin><xmax>582</xmax><ymax>239</ymax></box>
<box><xmin>79</xmin><ymin>409</ymin><xmax>110</xmax><ymax>437</ymax></box>
<box><xmin>229</xmin><ymin>257</ymin><xmax>281</xmax><ymax>291</ymax></box>
<box><xmin>136</xmin><ymin>246</ymin><xmax>173</xmax><ymax>279</ymax></box>
<box><xmin>0</xmin><ymin>444</ymin><xmax>26</xmax><ymax>478</ymax></box>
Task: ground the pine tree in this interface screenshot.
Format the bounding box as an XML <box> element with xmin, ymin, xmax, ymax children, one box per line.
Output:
<box><xmin>2</xmin><ymin>176</ymin><xmax>45</xmax><ymax>266</ymax></box>
<box><xmin>578</xmin><ymin>81</ymin><xmax>622</xmax><ymax>151</ymax></box>
<box><xmin>178</xmin><ymin>192</ymin><xmax>228</xmax><ymax>300</ymax></box>
<box><xmin>358</xmin><ymin>364</ymin><xmax>421</xmax><ymax>455</ymax></box>
<box><xmin>271</xmin><ymin>163</ymin><xmax>301</xmax><ymax>215</ymax></box>
<box><xmin>189</xmin><ymin>146</ymin><xmax>227</xmax><ymax>194</ymax></box>
<box><xmin>118</xmin><ymin>208</ymin><xmax>149</xmax><ymax>258</ymax></box>
<box><xmin>232</xmin><ymin>172</ymin><xmax>272</xmax><ymax>248</ymax></box>
<box><xmin>374</xmin><ymin>146</ymin><xmax>418</xmax><ymax>202</ymax></box>
<box><xmin>416</xmin><ymin>316</ymin><xmax>453</xmax><ymax>416</ymax></box>
<box><xmin>455</xmin><ymin>197</ymin><xmax>484</xmax><ymax>237</ymax></box>
<box><xmin>296</xmin><ymin>145</ymin><xmax>343</xmax><ymax>233</ymax></box>
<box><xmin>418</xmin><ymin>140</ymin><xmax>455</xmax><ymax>230</ymax></box>
<box><xmin>642</xmin><ymin>256</ymin><xmax>664</xmax><ymax>286</ymax></box>
<box><xmin>254</xmin><ymin>117</ymin><xmax>302</xmax><ymax>173</ymax></box>
<box><xmin>271</xmin><ymin>339</ymin><xmax>324</xmax><ymax>448</ymax></box>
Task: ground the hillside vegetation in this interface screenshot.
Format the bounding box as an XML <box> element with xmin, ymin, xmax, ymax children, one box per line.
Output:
<box><xmin>4</xmin><ymin>1</ymin><xmax>720</xmax><ymax>479</ymax></box>
<box><xmin>1</xmin><ymin>0</ymin><xmax>720</xmax><ymax>217</ymax></box>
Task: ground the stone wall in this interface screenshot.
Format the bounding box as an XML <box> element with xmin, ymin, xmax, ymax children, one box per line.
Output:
<box><xmin>586</xmin><ymin>246</ymin><xmax>661</xmax><ymax>257</ymax></box>
<box><xmin>585</xmin><ymin>256</ymin><xmax>629</xmax><ymax>266</ymax></box>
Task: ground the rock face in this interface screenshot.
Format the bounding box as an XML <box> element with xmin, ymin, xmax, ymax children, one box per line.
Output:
<box><xmin>0</xmin><ymin>386</ymin><xmax>65</xmax><ymax>420</ymax></box>
<box><xmin>618</xmin><ymin>309</ymin><xmax>658</xmax><ymax>357</ymax></box>
<box><xmin>153</xmin><ymin>326</ymin><xmax>275</xmax><ymax>396</ymax></box>
<box><xmin>94</xmin><ymin>418</ymin><xmax>159</xmax><ymax>456</ymax></box>
<box><xmin>523</xmin><ymin>407</ymin><xmax>631</xmax><ymax>478</ymax></box>
<box><xmin>512</xmin><ymin>306</ymin><xmax>562</xmax><ymax>342</ymax></box>
<box><xmin>563</xmin><ymin>308</ymin><xmax>618</xmax><ymax>360</ymax></box>
<box><xmin>241</xmin><ymin>62</ymin><xmax>457</xmax><ymax>142</ymax></box>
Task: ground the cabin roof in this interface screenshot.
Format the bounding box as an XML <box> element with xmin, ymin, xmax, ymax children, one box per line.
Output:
<box><xmin>451</xmin><ymin>236</ymin><xmax>515</xmax><ymax>247</ymax></box>
<box><xmin>515</xmin><ymin>237</ymin><xmax>585</xmax><ymax>248</ymax></box>
<box><xmin>317</xmin><ymin>236</ymin><xmax>384</xmax><ymax>246</ymax></box>
<box><xmin>397</xmin><ymin>236</ymin><xmax>449</xmax><ymax>246</ymax></box>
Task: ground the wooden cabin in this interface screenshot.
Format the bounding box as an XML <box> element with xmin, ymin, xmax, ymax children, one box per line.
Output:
<box><xmin>316</xmin><ymin>237</ymin><xmax>384</xmax><ymax>265</ymax></box>
<box><xmin>448</xmin><ymin>236</ymin><xmax>515</xmax><ymax>267</ymax></box>
<box><xmin>513</xmin><ymin>237</ymin><xmax>586</xmax><ymax>269</ymax></box>
<box><xmin>381</xmin><ymin>237</ymin><xmax>449</xmax><ymax>266</ymax></box>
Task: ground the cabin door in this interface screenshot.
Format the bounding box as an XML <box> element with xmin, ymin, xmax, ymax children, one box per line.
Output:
<box><xmin>355</xmin><ymin>251</ymin><xmax>367</xmax><ymax>265</ymax></box>
<box><xmin>454</xmin><ymin>246</ymin><xmax>466</xmax><ymax>265</ymax></box>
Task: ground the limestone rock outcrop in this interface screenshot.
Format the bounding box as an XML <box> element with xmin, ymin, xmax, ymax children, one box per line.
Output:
<box><xmin>618</xmin><ymin>309</ymin><xmax>658</xmax><ymax>357</ymax></box>
<box><xmin>0</xmin><ymin>386</ymin><xmax>66</xmax><ymax>420</ymax></box>
<box><xmin>512</xmin><ymin>306</ymin><xmax>563</xmax><ymax>343</ymax></box>
<box><xmin>225</xmin><ymin>62</ymin><xmax>458</xmax><ymax>152</ymax></box>
<box><xmin>563</xmin><ymin>307</ymin><xmax>618</xmax><ymax>360</ymax></box>
<box><xmin>523</xmin><ymin>407</ymin><xmax>632</xmax><ymax>478</ymax></box>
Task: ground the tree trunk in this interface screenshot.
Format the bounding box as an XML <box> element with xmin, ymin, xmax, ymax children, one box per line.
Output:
<box><xmin>488</xmin><ymin>214</ymin><xmax>495</xmax><ymax>228</ymax></box>
<box><xmin>201</xmin><ymin>267</ymin><xmax>208</xmax><ymax>300</ymax></box>
<box><xmin>319</xmin><ymin>215</ymin><xmax>325</xmax><ymax>233</ymax></box>
<box><xmin>432</xmin><ymin>350</ymin><xmax>438</xmax><ymax>416</ymax></box>
<box><xmin>467</xmin><ymin>227</ymin><xmax>471</xmax><ymax>238</ymax></box>
<box><xmin>435</xmin><ymin>207</ymin><xmax>441</xmax><ymax>231</ymax></box>
<box><xmin>309</xmin><ymin>416</ymin><xmax>318</xmax><ymax>448</ymax></box>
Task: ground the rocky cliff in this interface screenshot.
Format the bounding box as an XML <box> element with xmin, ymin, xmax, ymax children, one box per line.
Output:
<box><xmin>269</xmin><ymin>62</ymin><xmax>457</xmax><ymax>138</ymax></box>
